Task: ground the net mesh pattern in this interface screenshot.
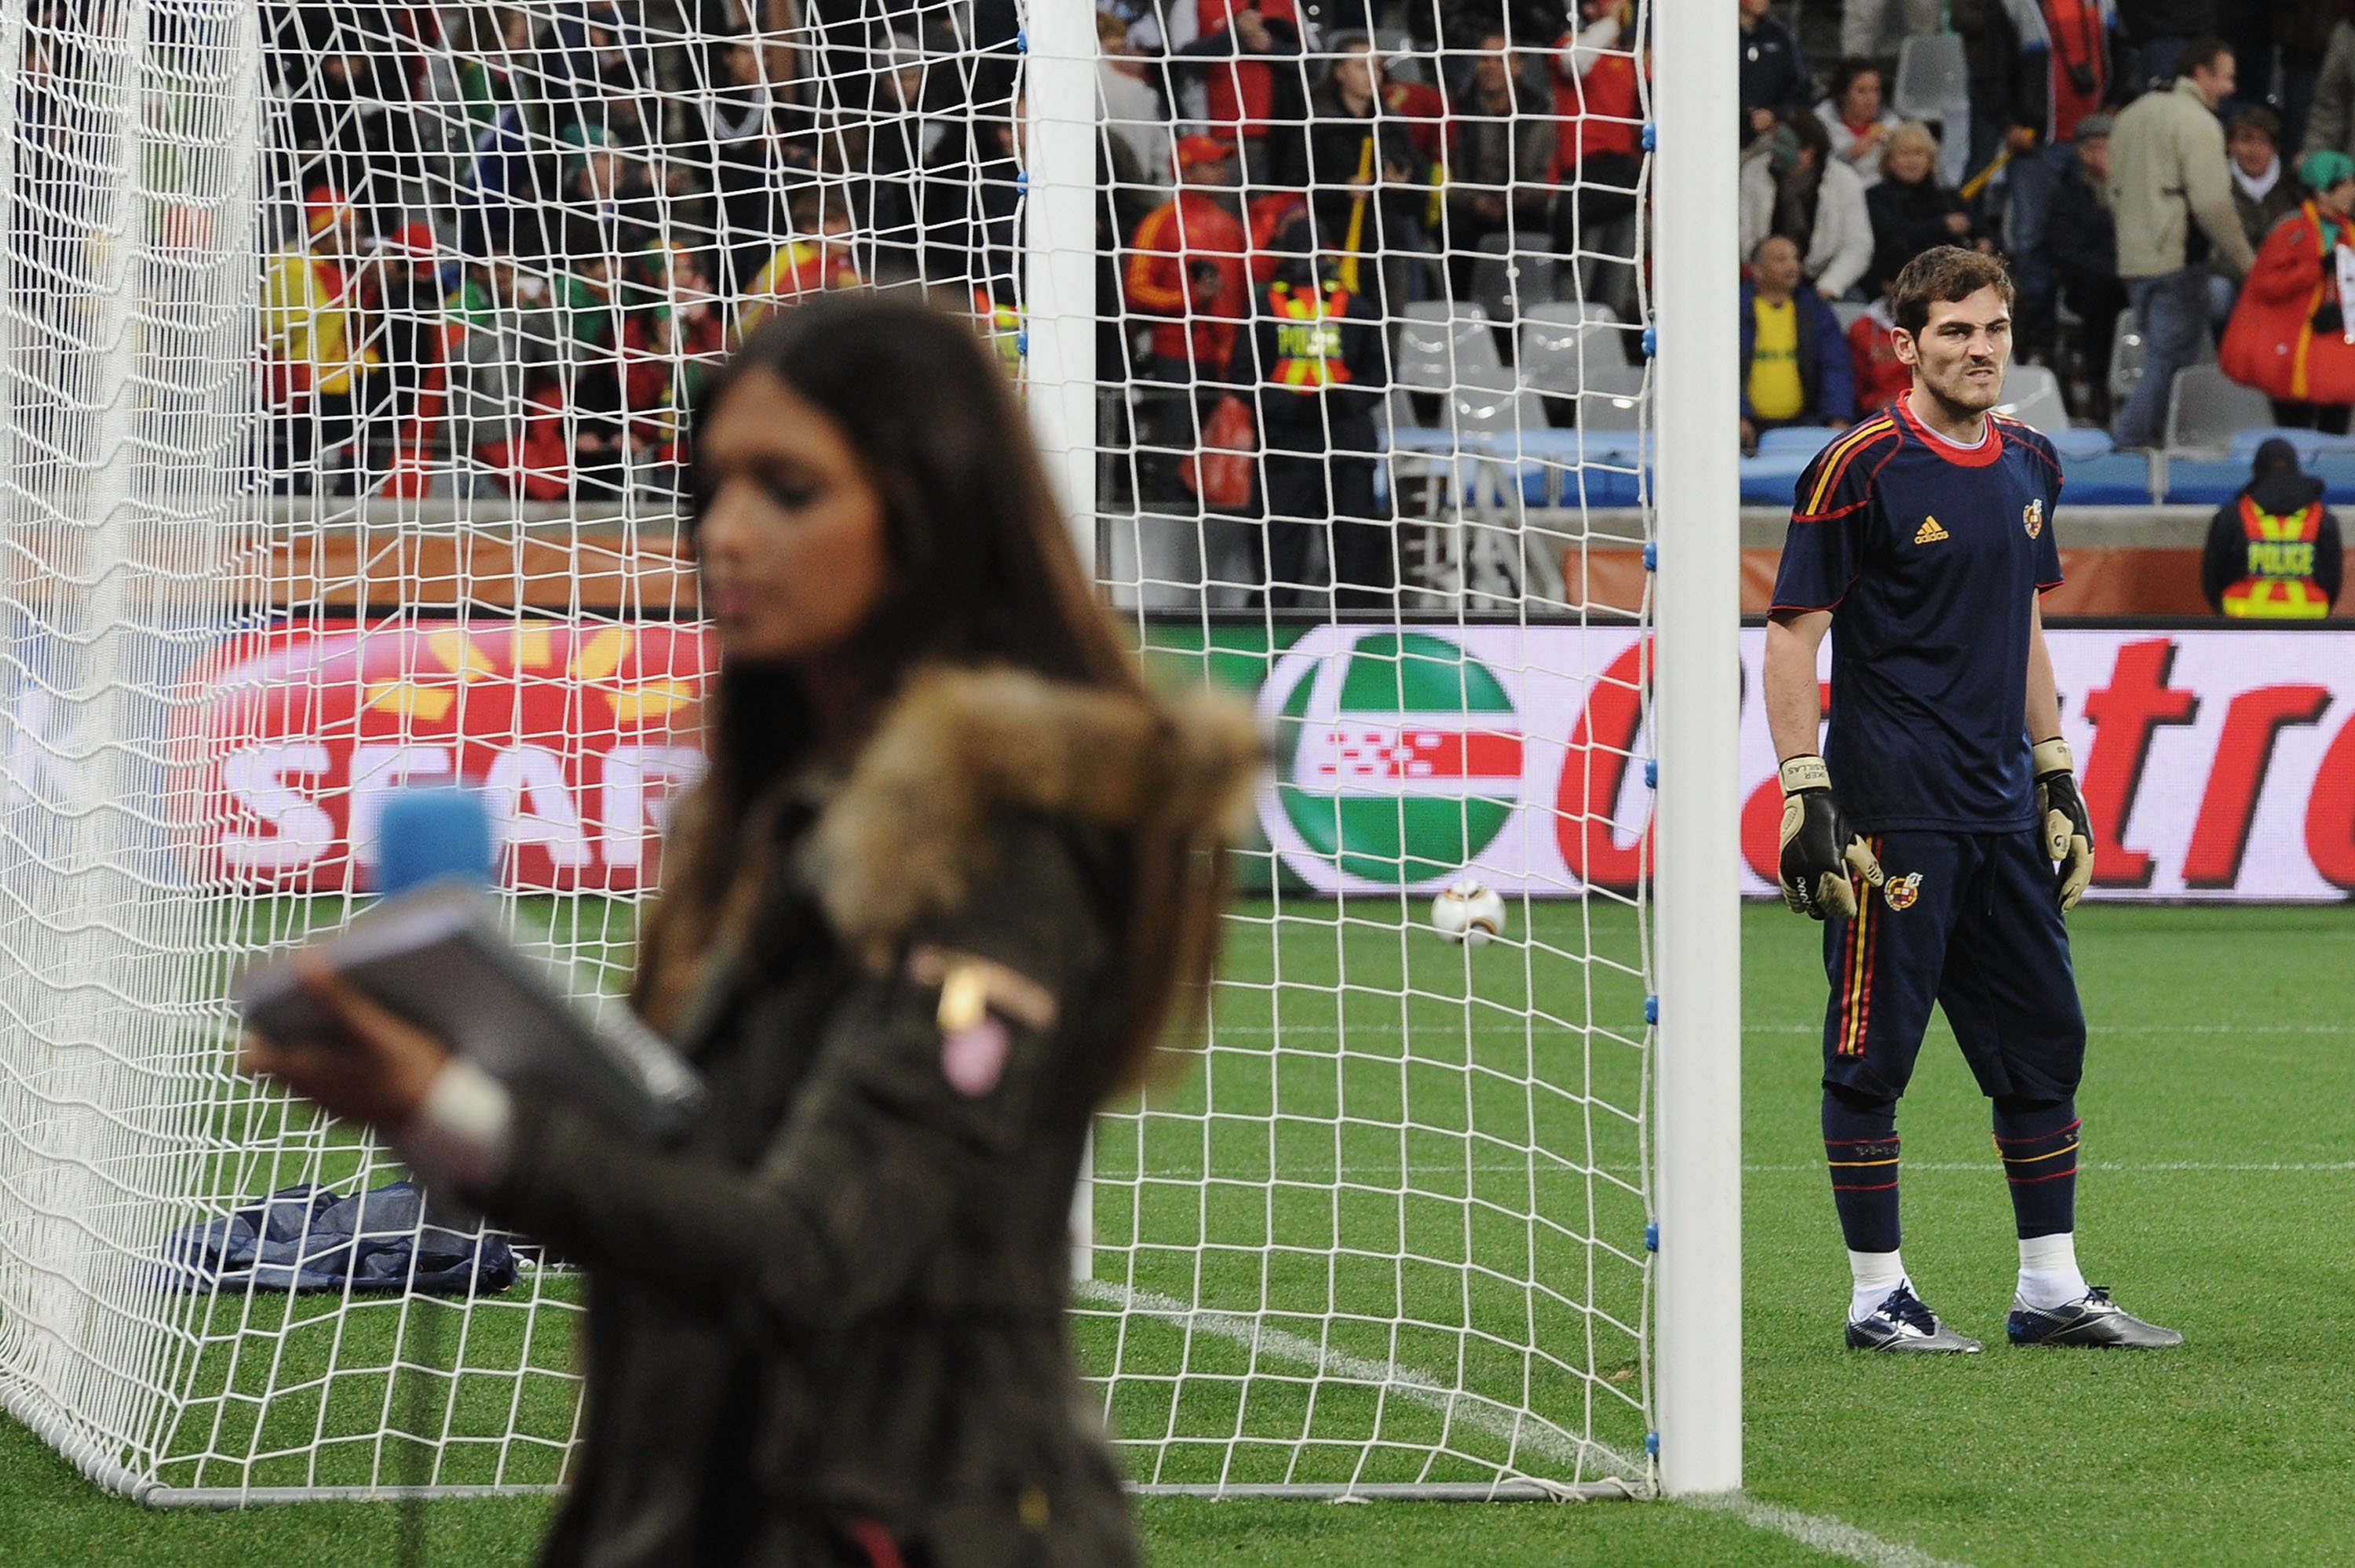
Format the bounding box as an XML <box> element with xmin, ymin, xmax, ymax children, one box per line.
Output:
<box><xmin>0</xmin><ymin>0</ymin><xmax>1659</xmax><ymax>1501</ymax></box>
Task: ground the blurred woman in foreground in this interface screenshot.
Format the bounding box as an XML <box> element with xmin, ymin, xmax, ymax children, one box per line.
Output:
<box><xmin>246</xmin><ymin>295</ymin><xmax>1258</xmax><ymax>1566</ymax></box>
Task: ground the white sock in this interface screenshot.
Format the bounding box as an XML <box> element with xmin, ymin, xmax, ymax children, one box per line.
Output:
<box><xmin>2017</xmin><ymin>1232</ymin><xmax>2089</xmax><ymax>1309</ymax></box>
<box><xmin>1848</xmin><ymin>1249</ymin><xmax>1907</xmax><ymax>1322</ymax></box>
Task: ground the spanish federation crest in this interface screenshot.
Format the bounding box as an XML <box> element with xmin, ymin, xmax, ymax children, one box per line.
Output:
<box><xmin>1883</xmin><ymin>872</ymin><xmax>1922</xmax><ymax>911</ymax></box>
<box><xmin>2023</xmin><ymin>498</ymin><xmax>2045</xmax><ymax>539</ymax></box>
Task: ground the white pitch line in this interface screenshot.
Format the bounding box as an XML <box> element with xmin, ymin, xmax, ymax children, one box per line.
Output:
<box><xmin>1081</xmin><ymin>1278</ymin><xmax>1975</xmax><ymax>1568</ymax></box>
<box><xmin>1684</xmin><ymin>1492</ymin><xmax>1977</xmax><ymax>1568</ymax></box>
<box><xmin>1207</xmin><ymin>1022</ymin><xmax>2352</xmax><ymax>1037</ymax></box>
<box><xmin>1074</xmin><ymin>1277</ymin><xmax>1641</xmax><ymax>1482</ymax></box>
<box><xmin>1113</xmin><ymin>1160</ymin><xmax>2355</xmax><ymax>1180</ymax></box>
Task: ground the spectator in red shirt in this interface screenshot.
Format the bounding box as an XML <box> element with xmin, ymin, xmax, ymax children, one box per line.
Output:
<box><xmin>1847</xmin><ymin>284</ymin><xmax>1913</xmax><ymax>414</ymax></box>
<box><xmin>1124</xmin><ymin>135</ymin><xmax>1251</xmax><ymax>383</ymax></box>
<box><xmin>1552</xmin><ymin>1</ymin><xmax>1646</xmax><ymax>315</ymax></box>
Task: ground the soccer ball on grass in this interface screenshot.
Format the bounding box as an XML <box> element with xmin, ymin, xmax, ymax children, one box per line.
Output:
<box><xmin>1430</xmin><ymin>880</ymin><xmax>1507</xmax><ymax>947</ymax></box>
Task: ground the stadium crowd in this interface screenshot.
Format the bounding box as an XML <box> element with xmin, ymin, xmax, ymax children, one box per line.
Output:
<box><xmin>229</xmin><ymin>1</ymin><xmax>2350</xmax><ymax>611</ymax></box>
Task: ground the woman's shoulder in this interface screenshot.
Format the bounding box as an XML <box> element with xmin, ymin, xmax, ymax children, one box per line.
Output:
<box><xmin>801</xmin><ymin>666</ymin><xmax>1258</xmax><ymax>968</ymax></box>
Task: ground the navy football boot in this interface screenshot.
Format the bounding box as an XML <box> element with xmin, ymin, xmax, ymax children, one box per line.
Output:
<box><xmin>1846</xmin><ymin>1282</ymin><xmax>1983</xmax><ymax>1353</ymax></box>
<box><xmin>2007</xmin><ymin>1286</ymin><xmax>2183</xmax><ymax>1348</ymax></box>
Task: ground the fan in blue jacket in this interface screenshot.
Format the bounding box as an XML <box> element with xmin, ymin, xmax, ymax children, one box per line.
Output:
<box><xmin>1741</xmin><ymin>235</ymin><xmax>1860</xmax><ymax>449</ymax></box>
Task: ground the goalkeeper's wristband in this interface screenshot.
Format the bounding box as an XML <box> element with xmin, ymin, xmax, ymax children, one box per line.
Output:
<box><xmin>2031</xmin><ymin>735</ymin><xmax>2074</xmax><ymax>782</ymax></box>
<box><xmin>1780</xmin><ymin>754</ymin><xmax>1832</xmax><ymax>796</ymax></box>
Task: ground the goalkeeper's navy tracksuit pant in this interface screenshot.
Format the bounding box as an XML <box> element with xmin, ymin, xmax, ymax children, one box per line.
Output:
<box><xmin>1818</xmin><ymin>828</ymin><xmax>2087</xmax><ymax>1104</ymax></box>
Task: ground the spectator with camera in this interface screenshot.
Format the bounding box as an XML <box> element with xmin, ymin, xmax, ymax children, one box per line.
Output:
<box><xmin>1820</xmin><ymin>58</ymin><xmax>1904</xmax><ymax>190</ymax></box>
<box><xmin>1740</xmin><ymin>110</ymin><xmax>1875</xmax><ymax>301</ymax></box>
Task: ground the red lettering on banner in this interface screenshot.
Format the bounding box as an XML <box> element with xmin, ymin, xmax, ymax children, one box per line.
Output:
<box><xmin>183</xmin><ymin>621</ymin><xmax>714</xmax><ymax>892</ymax></box>
<box><xmin>1556</xmin><ymin>637</ymin><xmax>1650</xmax><ymax>892</ymax></box>
<box><xmin>2079</xmin><ymin>639</ymin><xmax>2200</xmax><ymax>888</ymax></box>
<box><xmin>2304</xmin><ymin>713</ymin><xmax>2355</xmax><ymax>890</ymax></box>
<box><xmin>2181</xmin><ymin>685</ymin><xmax>2333</xmax><ymax>888</ymax></box>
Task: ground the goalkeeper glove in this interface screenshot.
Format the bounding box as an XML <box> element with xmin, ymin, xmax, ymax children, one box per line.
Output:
<box><xmin>1776</xmin><ymin>756</ymin><xmax>1884</xmax><ymax>920</ymax></box>
<box><xmin>2032</xmin><ymin>736</ymin><xmax>2094</xmax><ymax>911</ymax></box>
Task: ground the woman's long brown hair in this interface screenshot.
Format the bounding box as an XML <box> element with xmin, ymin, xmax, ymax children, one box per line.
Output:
<box><xmin>633</xmin><ymin>294</ymin><xmax>1228</xmax><ymax>1107</ymax></box>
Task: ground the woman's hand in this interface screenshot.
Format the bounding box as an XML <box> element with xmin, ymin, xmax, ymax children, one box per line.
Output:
<box><xmin>242</xmin><ymin>961</ymin><xmax>453</xmax><ymax>1132</ymax></box>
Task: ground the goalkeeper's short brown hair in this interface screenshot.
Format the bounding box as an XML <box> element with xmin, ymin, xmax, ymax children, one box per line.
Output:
<box><xmin>1889</xmin><ymin>247</ymin><xmax>2015</xmax><ymax>337</ymax></box>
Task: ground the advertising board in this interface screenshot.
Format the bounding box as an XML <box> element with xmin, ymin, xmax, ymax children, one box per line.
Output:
<box><xmin>181</xmin><ymin>620</ymin><xmax>2355</xmax><ymax>902</ymax></box>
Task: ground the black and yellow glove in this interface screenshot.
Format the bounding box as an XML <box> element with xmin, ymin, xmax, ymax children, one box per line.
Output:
<box><xmin>1776</xmin><ymin>756</ymin><xmax>1884</xmax><ymax>920</ymax></box>
<box><xmin>2032</xmin><ymin>736</ymin><xmax>2093</xmax><ymax>910</ymax></box>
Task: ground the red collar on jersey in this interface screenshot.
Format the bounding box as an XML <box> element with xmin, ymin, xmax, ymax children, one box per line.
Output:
<box><xmin>1896</xmin><ymin>390</ymin><xmax>2005</xmax><ymax>468</ymax></box>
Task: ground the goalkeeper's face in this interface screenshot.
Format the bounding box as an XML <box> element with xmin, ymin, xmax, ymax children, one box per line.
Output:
<box><xmin>1896</xmin><ymin>286</ymin><xmax>2010</xmax><ymax>418</ymax></box>
<box><xmin>692</xmin><ymin>368</ymin><xmax>890</xmax><ymax>668</ymax></box>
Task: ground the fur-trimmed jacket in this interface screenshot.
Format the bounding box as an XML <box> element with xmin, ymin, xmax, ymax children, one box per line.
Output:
<box><xmin>467</xmin><ymin>666</ymin><xmax>1258</xmax><ymax>1568</ymax></box>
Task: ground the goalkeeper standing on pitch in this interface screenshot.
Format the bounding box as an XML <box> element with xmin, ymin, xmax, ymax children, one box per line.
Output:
<box><xmin>1764</xmin><ymin>246</ymin><xmax>2181</xmax><ymax>1354</ymax></box>
<box><xmin>246</xmin><ymin>297</ymin><xmax>1258</xmax><ymax>1563</ymax></box>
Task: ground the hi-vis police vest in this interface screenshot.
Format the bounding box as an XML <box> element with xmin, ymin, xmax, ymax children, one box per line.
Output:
<box><xmin>1266</xmin><ymin>279</ymin><xmax>1353</xmax><ymax>389</ymax></box>
<box><xmin>2222</xmin><ymin>494</ymin><xmax>2332</xmax><ymax>619</ymax></box>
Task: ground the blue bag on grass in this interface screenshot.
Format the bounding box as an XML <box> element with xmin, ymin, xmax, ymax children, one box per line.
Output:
<box><xmin>160</xmin><ymin>1180</ymin><xmax>517</xmax><ymax>1295</ymax></box>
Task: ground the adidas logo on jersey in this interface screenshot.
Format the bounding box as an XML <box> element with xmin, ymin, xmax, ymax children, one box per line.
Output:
<box><xmin>1913</xmin><ymin>516</ymin><xmax>1950</xmax><ymax>544</ymax></box>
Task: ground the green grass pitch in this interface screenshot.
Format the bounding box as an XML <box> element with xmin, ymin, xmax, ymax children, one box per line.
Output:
<box><xmin>3</xmin><ymin>900</ymin><xmax>2350</xmax><ymax>1565</ymax></box>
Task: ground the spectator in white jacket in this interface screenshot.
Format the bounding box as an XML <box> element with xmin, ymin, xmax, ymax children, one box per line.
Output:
<box><xmin>1740</xmin><ymin>110</ymin><xmax>1875</xmax><ymax>300</ymax></box>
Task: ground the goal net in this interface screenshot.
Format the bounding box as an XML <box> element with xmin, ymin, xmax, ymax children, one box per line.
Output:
<box><xmin>0</xmin><ymin>0</ymin><xmax>1678</xmax><ymax>1504</ymax></box>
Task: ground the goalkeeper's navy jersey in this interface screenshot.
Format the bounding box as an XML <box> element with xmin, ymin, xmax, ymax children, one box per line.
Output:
<box><xmin>1771</xmin><ymin>392</ymin><xmax>2065</xmax><ymax>833</ymax></box>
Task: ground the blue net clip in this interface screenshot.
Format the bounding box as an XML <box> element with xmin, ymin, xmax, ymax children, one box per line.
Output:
<box><xmin>1015</xmin><ymin>27</ymin><xmax>1028</xmax><ymax>52</ymax></box>
<box><xmin>1644</xmin><ymin>1221</ymin><xmax>1659</xmax><ymax>1253</ymax></box>
<box><xmin>1015</xmin><ymin>330</ymin><xmax>1029</xmax><ymax>356</ymax></box>
<box><xmin>1644</xmin><ymin>759</ymin><xmax>1658</xmax><ymax>789</ymax></box>
<box><xmin>1642</xmin><ymin>541</ymin><xmax>1658</xmax><ymax>571</ymax></box>
<box><xmin>1641</xmin><ymin>325</ymin><xmax>1657</xmax><ymax>357</ymax></box>
<box><xmin>1644</xmin><ymin>994</ymin><xmax>1659</xmax><ymax>1025</ymax></box>
<box><xmin>1641</xmin><ymin>122</ymin><xmax>1656</xmax><ymax>151</ymax></box>
<box><xmin>1014</xmin><ymin>171</ymin><xmax>1030</xmax><ymax>195</ymax></box>
<box><xmin>1645</xmin><ymin>1431</ymin><xmax>1662</xmax><ymax>1457</ymax></box>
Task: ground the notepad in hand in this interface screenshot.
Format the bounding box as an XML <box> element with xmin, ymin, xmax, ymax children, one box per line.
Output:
<box><xmin>235</xmin><ymin>882</ymin><xmax>706</xmax><ymax>1143</ymax></box>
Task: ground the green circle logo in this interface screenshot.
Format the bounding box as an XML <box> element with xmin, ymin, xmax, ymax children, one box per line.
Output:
<box><xmin>1275</xmin><ymin>632</ymin><xmax>1522</xmax><ymax>884</ymax></box>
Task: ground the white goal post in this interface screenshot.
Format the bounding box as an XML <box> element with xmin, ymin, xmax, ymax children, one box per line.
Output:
<box><xmin>0</xmin><ymin>0</ymin><xmax>1740</xmax><ymax>1505</ymax></box>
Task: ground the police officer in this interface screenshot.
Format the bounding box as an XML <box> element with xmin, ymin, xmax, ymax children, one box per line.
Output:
<box><xmin>2203</xmin><ymin>437</ymin><xmax>2344</xmax><ymax>618</ymax></box>
<box><xmin>1240</xmin><ymin>215</ymin><xmax>1395</xmax><ymax>611</ymax></box>
<box><xmin>246</xmin><ymin>298</ymin><xmax>1259</xmax><ymax>1567</ymax></box>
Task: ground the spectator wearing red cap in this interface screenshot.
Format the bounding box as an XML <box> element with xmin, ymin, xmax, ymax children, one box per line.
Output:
<box><xmin>262</xmin><ymin>188</ymin><xmax>378</xmax><ymax>494</ymax></box>
<box><xmin>1124</xmin><ymin>136</ymin><xmax>1251</xmax><ymax>383</ymax></box>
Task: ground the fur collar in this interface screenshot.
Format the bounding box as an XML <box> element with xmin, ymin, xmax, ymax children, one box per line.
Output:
<box><xmin>801</xmin><ymin>665</ymin><xmax>1261</xmax><ymax>966</ymax></box>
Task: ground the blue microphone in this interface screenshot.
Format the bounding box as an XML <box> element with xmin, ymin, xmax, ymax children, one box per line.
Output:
<box><xmin>374</xmin><ymin>786</ymin><xmax>498</xmax><ymax>896</ymax></box>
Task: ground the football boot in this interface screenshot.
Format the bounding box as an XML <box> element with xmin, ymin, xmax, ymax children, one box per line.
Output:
<box><xmin>1846</xmin><ymin>1283</ymin><xmax>1983</xmax><ymax>1353</ymax></box>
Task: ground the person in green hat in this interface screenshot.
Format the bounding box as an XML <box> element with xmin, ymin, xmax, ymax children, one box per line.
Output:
<box><xmin>2221</xmin><ymin>146</ymin><xmax>2355</xmax><ymax>432</ymax></box>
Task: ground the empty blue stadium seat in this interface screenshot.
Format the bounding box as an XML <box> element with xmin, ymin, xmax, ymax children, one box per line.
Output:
<box><xmin>2060</xmin><ymin>450</ymin><xmax>2159</xmax><ymax>505</ymax></box>
<box><xmin>2225</xmin><ymin>426</ymin><xmax>2355</xmax><ymax>464</ymax></box>
<box><xmin>1740</xmin><ymin>452</ymin><xmax>1816</xmax><ymax>506</ymax></box>
<box><xmin>2045</xmin><ymin>427</ymin><xmax>2115</xmax><ymax>460</ymax></box>
<box><xmin>2159</xmin><ymin>458</ymin><xmax>2246</xmax><ymax>505</ymax></box>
